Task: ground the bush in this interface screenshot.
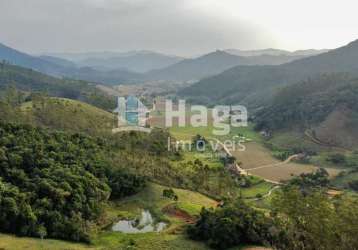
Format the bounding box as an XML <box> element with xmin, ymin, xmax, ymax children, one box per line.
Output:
<box><xmin>163</xmin><ymin>189</ymin><xmax>178</xmax><ymax>201</ymax></box>
<box><xmin>327</xmin><ymin>153</ymin><xmax>346</xmax><ymax>164</ymax></box>
<box><xmin>348</xmin><ymin>180</ymin><xmax>358</xmax><ymax>191</ymax></box>
<box><xmin>187</xmin><ymin>200</ymin><xmax>273</xmax><ymax>249</ymax></box>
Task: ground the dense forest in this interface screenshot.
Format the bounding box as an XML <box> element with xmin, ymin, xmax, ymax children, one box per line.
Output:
<box><xmin>0</xmin><ymin>123</ymin><xmax>146</xmax><ymax>241</ymax></box>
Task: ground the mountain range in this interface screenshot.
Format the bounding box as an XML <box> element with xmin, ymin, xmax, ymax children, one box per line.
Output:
<box><xmin>144</xmin><ymin>49</ymin><xmax>331</xmax><ymax>81</ymax></box>
<box><xmin>0</xmin><ymin>43</ymin><xmax>142</xmax><ymax>84</ymax></box>
<box><xmin>0</xmin><ymin>42</ymin><xmax>332</xmax><ymax>85</ymax></box>
<box><xmin>76</xmin><ymin>51</ymin><xmax>183</xmax><ymax>73</ymax></box>
<box><xmin>225</xmin><ymin>48</ymin><xmax>329</xmax><ymax>57</ymax></box>
<box><xmin>180</xmin><ymin>40</ymin><xmax>358</xmax><ymax>107</ymax></box>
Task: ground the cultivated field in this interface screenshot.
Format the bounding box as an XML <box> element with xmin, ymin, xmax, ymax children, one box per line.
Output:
<box><xmin>232</xmin><ymin>143</ymin><xmax>280</xmax><ymax>169</ymax></box>
<box><xmin>233</xmin><ymin>142</ymin><xmax>341</xmax><ymax>182</ymax></box>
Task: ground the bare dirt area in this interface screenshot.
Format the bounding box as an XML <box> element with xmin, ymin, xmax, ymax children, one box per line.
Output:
<box><xmin>162</xmin><ymin>204</ymin><xmax>196</xmax><ymax>224</ymax></box>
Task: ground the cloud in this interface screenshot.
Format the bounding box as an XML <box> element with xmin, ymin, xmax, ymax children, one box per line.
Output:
<box><xmin>0</xmin><ymin>0</ymin><xmax>275</xmax><ymax>56</ymax></box>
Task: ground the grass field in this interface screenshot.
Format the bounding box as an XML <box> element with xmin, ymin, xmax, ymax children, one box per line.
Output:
<box><xmin>169</xmin><ymin>123</ymin><xmax>261</xmax><ymax>142</ymax></box>
<box><xmin>111</xmin><ymin>182</ymin><xmax>217</xmax><ymax>218</ymax></box>
<box><xmin>21</xmin><ymin>97</ymin><xmax>114</xmax><ymax>119</ymax></box>
<box><xmin>149</xmin><ymin>107</ymin><xmax>260</xmax><ymax>142</ymax></box>
<box><xmin>232</xmin><ymin>142</ymin><xmax>280</xmax><ymax>169</ymax></box>
<box><xmin>20</xmin><ymin>97</ymin><xmax>115</xmax><ymax>134</ymax></box>
<box><xmin>240</xmin><ymin>182</ymin><xmax>274</xmax><ymax>198</ymax></box>
<box><xmin>0</xmin><ymin>234</ymin><xmax>96</xmax><ymax>250</ymax></box>
<box><xmin>173</xmin><ymin>150</ymin><xmax>223</xmax><ymax>170</ymax></box>
<box><xmin>232</xmin><ymin>142</ymin><xmax>341</xmax><ymax>182</ymax></box>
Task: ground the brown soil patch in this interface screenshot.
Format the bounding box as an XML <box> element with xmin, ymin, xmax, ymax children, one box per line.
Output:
<box><xmin>162</xmin><ymin>204</ymin><xmax>196</xmax><ymax>224</ymax></box>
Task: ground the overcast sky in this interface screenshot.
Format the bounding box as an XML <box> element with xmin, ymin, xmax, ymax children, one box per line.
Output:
<box><xmin>0</xmin><ymin>0</ymin><xmax>358</xmax><ymax>56</ymax></box>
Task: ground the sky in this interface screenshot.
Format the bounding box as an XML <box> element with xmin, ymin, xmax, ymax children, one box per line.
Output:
<box><xmin>0</xmin><ymin>0</ymin><xmax>358</xmax><ymax>56</ymax></box>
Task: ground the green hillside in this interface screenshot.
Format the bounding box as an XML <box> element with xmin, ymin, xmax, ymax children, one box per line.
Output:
<box><xmin>0</xmin><ymin>62</ymin><xmax>115</xmax><ymax>110</ymax></box>
<box><xmin>255</xmin><ymin>74</ymin><xmax>358</xmax><ymax>149</ymax></box>
<box><xmin>21</xmin><ymin>97</ymin><xmax>116</xmax><ymax>135</ymax></box>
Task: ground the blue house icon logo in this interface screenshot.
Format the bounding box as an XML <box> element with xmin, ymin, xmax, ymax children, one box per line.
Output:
<box><xmin>113</xmin><ymin>96</ymin><xmax>150</xmax><ymax>133</ymax></box>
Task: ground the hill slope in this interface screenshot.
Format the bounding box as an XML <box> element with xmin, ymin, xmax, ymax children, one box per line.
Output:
<box><xmin>255</xmin><ymin>74</ymin><xmax>358</xmax><ymax>149</ymax></box>
<box><xmin>21</xmin><ymin>97</ymin><xmax>115</xmax><ymax>135</ymax></box>
<box><xmin>0</xmin><ymin>43</ymin><xmax>67</xmax><ymax>76</ymax></box>
<box><xmin>0</xmin><ymin>62</ymin><xmax>115</xmax><ymax>111</ymax></box>
<box><xmin>145</xmin><ymin>50</ymin><xmax>254</xmax><ymax>81</ymax></box>
<box><xmin>180</xmin><ymin>39</ymin><xmax>358</xmax><ymax>106</ymax></box>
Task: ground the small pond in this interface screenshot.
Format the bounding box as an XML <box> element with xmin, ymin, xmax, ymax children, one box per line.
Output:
<box><xmin>111</xmin><ymin>210</ymin><xmax>167</xmax><ymax>233</ymax></box>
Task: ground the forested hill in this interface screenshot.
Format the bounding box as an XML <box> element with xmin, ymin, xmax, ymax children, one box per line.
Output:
<box><xmin>255</xmin><ymin>74</ymin><xmax>358</xmax><ymax>149</ymax></box>
<box><xmin>0</xmin><ymin>123</ymin><xmax>146</xmax><ymax>242</ymax></box>
<box><xmin>0</xmin><ymin>62</ymin><xmax>115</xmax><ymax>111</ymax></box>
<box><xmin>180</xmin><ymin>39</ymin><xmax>358</xmax><ymax>107</ymax></box>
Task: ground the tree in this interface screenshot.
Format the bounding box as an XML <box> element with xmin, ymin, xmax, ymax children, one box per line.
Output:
<box><xmin>188</xmin><ymin>200</ymin><xmax>273</xmax><ymax>249</ymax></box>
<box><xmin>271</xmin><ymin>186</ymin><xmax>358</xmax><ymax>250</ymax></box>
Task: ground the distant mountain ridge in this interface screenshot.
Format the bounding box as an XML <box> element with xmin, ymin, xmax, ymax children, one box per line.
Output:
<box><xmin>225</xmin><ymin>48</ymin><xmax>329</xmax><ymax>57</ymax></box>
<box><xmin>145</xmin><ymin>50</ymin><xmax>254</xmax><ymax>81</ymax></box>
<box><xmin>180</xmin><ymin>39</ymin><xmax>358</xmax><ymax>107</ymax></box>
<box><xmin>144</xmin><ymin>49</ymin><xmax>330</xmax><ymax>81</ymax></box>
<box><xmin>0</xmin><ymin>41</ymin><xmax>340</xmax><ymax>87</ymax></box>
<box><xmin>39</xmin><ymin>55</ymin><xmax>77</xmax><ymax>68</ymax></box>
<box><xmin>0</xmin><ymin>43</ymin><xmax>68</xmax><ymax>76</ymax></box>
<box><xmin>0</xmin><ymin>42</ymin><xmax>142</xmax><ymax>84</ymax></box>
<box><xmin>78</xmin><ymin>51</ymin><xmax>183</xmax><ymax>73</ymax></box>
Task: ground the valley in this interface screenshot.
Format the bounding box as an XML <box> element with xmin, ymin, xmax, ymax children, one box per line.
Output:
<box><xmin>1</xmin><ymin>27</ymin><xmax>358</xmax><ymax>250</ymax></box>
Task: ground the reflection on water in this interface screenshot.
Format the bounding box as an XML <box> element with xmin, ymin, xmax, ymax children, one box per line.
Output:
<box><xmin>112</xmin><ymin>210</ymin><xmax>167</xmax><ymax>233</ymax></box>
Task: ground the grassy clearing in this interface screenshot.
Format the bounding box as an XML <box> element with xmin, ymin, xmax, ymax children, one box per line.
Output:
<box><xmin>240</xmin><ymin>182</ymin><xmax>274</xmax><ymax>199</ymax></box>
<box><xmin>92</xmin><ymin>232</ymin><xmax>211</xmax><ymax>250</ymax></box>
<box><xmin>110</xmin><ymin>182</ymin><xmax>217</xmax><ymax>219</ymax></box>
<box><xmin>169</xmin><ymin>123</ymin><xmax>261</xmax><ymax>142</ymax></box>
<box><xmin>0</xmin><ymin>234</ymin><xmax>95</xmax><ymax>250</ymax></box>
<box><xmin>21</xmin><ymin>98</ymin><xmax>114</xmax><ymax>118</ymax></box>
<box><xmin>232</xmin><ymin>142</ymin><xmax>280</xmax><ymax>169</ymax></box>
<box><xmin>268</xmin><ymin>131</ymin><xmax>327</xmax><ymax>153</ymax></box>
<box><xmin>173</xmin><ymin>150</ymin><xmax>223</xmax><ymax>170</ymax></box>
<box><xmin>20</xmin><ymin>97</ymin><xmax>115</xmax><ymax>134</ymax></box>
<box><xmin>95</xmin><ymin>182</ymin><xmax>217</xmax><ymax>250</ymax></box>
<box><xmin>0</xmin><ymin>233</ymin><xmax>211</xmax><ymax>250</ymax></box>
